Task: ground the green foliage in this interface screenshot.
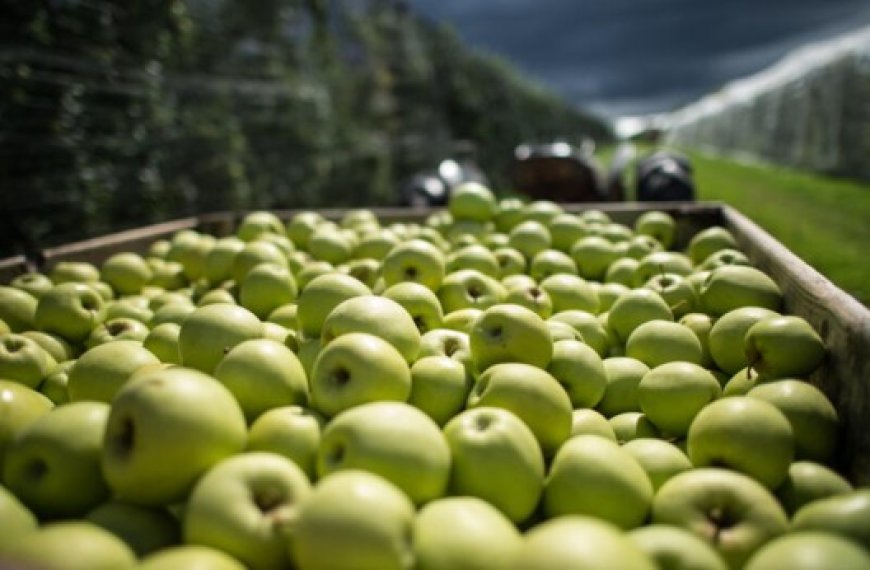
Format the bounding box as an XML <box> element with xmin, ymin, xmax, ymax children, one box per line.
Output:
<box><xmin>0</xmin><ymin>0</ymin><xmax>611</xmax><ymax>256</ymax></box>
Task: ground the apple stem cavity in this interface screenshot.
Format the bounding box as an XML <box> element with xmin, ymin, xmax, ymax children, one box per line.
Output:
<box><xmin>254</xmin><ymin>486</ymin><xmax>285</xmax><ymax>514</ymax></box>
<box><xmin>111</xmin><ymin>417</ymin><xmax>136</xmax><ymax>458</ymax></box>
<box><xmin>331</xmin><ymin>367</ymin><xmax>351</xmax><ymax>388</ymax></box>
<box><xmin>24</xmin><ymin>457</ymin><xmax>48</xmax><ymax>481</ymax></box>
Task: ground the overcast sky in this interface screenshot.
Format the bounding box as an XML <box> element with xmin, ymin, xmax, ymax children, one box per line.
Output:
<box><xmin>409</xmin><ymin>0</ymin><xmax>870</xmax><ymax>119</ymax></box>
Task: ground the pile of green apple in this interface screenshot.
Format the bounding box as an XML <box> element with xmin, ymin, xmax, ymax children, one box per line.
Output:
<box><xmin>1</xmin><ymin>181</ymin><xmax>868</xmax><ymax>570</ymax></box>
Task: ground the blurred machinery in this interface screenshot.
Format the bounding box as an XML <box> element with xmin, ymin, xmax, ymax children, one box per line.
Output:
<box><xmin>509</xmin><ymin>141</ymin><xmax>614</xmax><ymax>202</ymax></box>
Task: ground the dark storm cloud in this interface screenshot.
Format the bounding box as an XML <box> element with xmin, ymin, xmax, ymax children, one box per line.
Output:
<box><xmin>410</xmin><ymin>0</ymin><xmax>870</xmax><ymax>117</ymax></box>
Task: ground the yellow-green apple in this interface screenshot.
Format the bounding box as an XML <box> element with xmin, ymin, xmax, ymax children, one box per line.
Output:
<box><xmin>504</xmin><ymin>282</ymin><xmax>553</xmax><ymax>319</ymax></box>
<box><xmin>382</xmin><ymin>239</ymin><xmax>446</xmax><ymax>291</ymax></box>
<box><xmin>638</xmin><ymin>361</ymin><xmax>721</xmax><ymax>437</ymax></box>
<box><xmin>418</xmin><ymin>328</ymin><xmax>473</xmax><ymax>368</ymax></box>
<box><xmin>39</xmin><ymin>360</ymin><xmax>73</xmax><ymax>404</ymax></box>
<box><xmin>148</xmin><ymin>259</ymin><xmax>188</xmax><ymax>290</ymax></box>
<box><xmin>687</xmin><ymin>397</ymin><xmax>794</xmax><ymax>489</ymax></box>
<box><xmin>570</xmin><ymin>408</ymin><xmax>617</xmax><ymax>441</ymax></box>
<box><xmin>443</xmin><ymin>407</ymin><xmax>544</xmax><ymax>524</ymax></box>
<box><xmin>679</xmin><ymin>312</ymin><xmax>716</xmax><ymax>368</ymax></box>
<box><xmin>570</xmin><ymin>235</ymin><xmax>618</xmax><ymax>280</ymax></box>
<box><xmin>321</xmin><ymin>295</ymin><xmax>421</xmax><ymax>363</ymax></box>
<box><xmin>35</xmin><ymin>282</ymin><xmax>105</xmax><ymax>343</ymax></box>
<box><xmin>286</xmin><ymin>211</ymin><xmax>325</xmax><ymax>250</ymax></box>
<box><xmin>247</xmin><ymin>406</ymin><xmax>324</xmax><ymax>480</ymax></box>
<box><xmin>544</xmin><ymin>434</ymin><xmax>653</xmax><ymax>529</ymax></box>
<box><xmin>239</xmin><ymin>263</ymin><xmax>297</xmax><ymax>319</ymax></box>
<box><xmin>308</xmin><ymin>225</ymin><xmax>354</xmax><ymax>265</ymax></box>
<box><xmin>699</xmin><ymin>248</ymin><xmax>750</xmax><ymax>271</ymax></box>
<box><xmin>0</xmin><ymin>521</ymin><xmax>137</xmax><ymax>570</ymax></box>
<box><xmin>382</xmin><ymin>282</ymin><xmax>444</xmax><ymax>334</ymax></box>
<box><xmin>214</xmin><ymin>338</ymin><xmax>308</xmax><ymax>423</ymax></box>
<box><xmin>744</xmin><ymin>316</ymin><xmax>825</xmax><ymax>378</ymax></box>
<box><xmin>353</xmin><ymin>228</ymin><xmax>399</xmax><ymax>260</ymax></box>
<box><xmin>204</xmin><ymin>236</ymin><xmax>246</xmax><ymax>285</ymax></box>
<box><xmin>442</xmin><ymin>309</ymin><xmax>484</xmax><ymax>334</ymax></box>
<box><xmin>0</xmin><ymin>286</ymin><xmax>38</xmax><ymax>333</ymax></box>
<box><xmin>652</xmin><ymin>468</ymin><xmax>788</xmax><ymax>568</ymax></box>
<box><xmin>494</xmin><ymin>247</ymin><xmax>526</xmax><ymax>278</ymax></box>
<box><xmin>708</xmin><ymin>307</ymin><xmax>780</xmax><ymax>374</ymax></box>
<box><xmin>597</xmin><ymin>282</ymin><xmax>630</xmax><ymax>312</ymax></box>
<box><xmin>267</xmin><ymin>303</ymin><xmax>298</xmax><ymax>329</ymax></box>
<box><xmin>0</xmin><ymin>483</ymin><xmax>37</xmax><ymax>546</ymax></box>
<box><xmin>0</xmin><ymin>379</ymin><xmax>54</xmax><ymax>474</ymax></box>
<box><xmin>296</xmin><ymin>273</ymin><xmax>371</xmax><ymax>339</ymax></box>
<box><xmin>409</xmin><ymin>356</ymin><xmax>471</xmax><ymax>426</ymax></box>
<box><xmin>700</xmin><ymin>266</ymin><xmax>782</xmax><ymax>316</ymax></box>
<box><xmin>469</xmin><ymin>303</ymin><xmax>552</xmax><ymax>371</ymax></box>
<box><xmin>689</xmin><ymin>226</ymin><xmax>739</xmax><ymax>265</ymax></box>
<box><xmin>49</xmin><ymin>261</ymin><xmax>100</xmax><ymax>284</ymax></box>
<box><xmin>626</xmin><ymin>320</ymin><xmax>703</xmax><ymax>368</ymax></box>
<box><xmin>549</xmin><ymin>213</ymin><xmax>587</xmax><ymax>251</ymax></box>
<box><xmin>468</xmin><ymin>362</ymin><xmax>571</xmax><ymax>456</ymax></box>
<box><xmin>10</xmin><ymin>272</ymin><xmax>53</xmax><ymax>299</ymax></box>
<box><xmin>622</xmin><ymin>438</ymin><xmax>694</xmax><ymax>491</ymax></box>
<box><xmin>775</xmin><ymin>461</ymin><xmax>852</xmax><ymax>515</ymax></box>
<box><xmin>597</xmin><ymin>357</ymin><xmax>650</xmax><ymax>417</ymax></box>
<box><xmin>508</xmin><ymin>220</ymin><xmax>552</xmax><ymax>260</ymax></box>
<box><xmin>166</xmin><ymin>231</ymin><xmax>214</xmax><ymax>281</ymax></box>
<box><xmin>103</xmin><ymin>297</ymin><xmax>154</xmax><ymax>324</ymax></box>
<box><xmin>448</xmin><ymin>182</ymin><xmax>497</xmax><ymax>222</ymax></box>
<box><xmin>438</xmin><ymin>269</ymin><xmax>506</xmax><ymax>314</ymax></box>
<box><xmin>143</xmin><ymin>322</ymin><xmax>181</xmax><ymax>364</ymax></box>
<box><xmin>317</xmin><ymin>401</ymin><xmax>449</xmax><ymax>505</ymax></box>
<box><xmin>628</xmin><ymin>524</ymin><xmax>728</xmax><ymax>570</ymax></box>
<box><xmin>548</xmin><ymin>310</ymin><xmax>610</xmax><ymax>357</ymax></box>
<box><xmin>500</xmin><ymin>273</ymin><xmax>535</xmax><ymax>291</ymax></box>
<box><xmin>3</xmin><ymin>401</ymin><xmax>110</xmax><ymax>518</ymax></box>
<box><xmin>512</xmin><ymin>516</ymin><xmax>656</xmax><ymax>570</ymax></box>
<box><xmin>747</xmin><ymin>379</ymin><xmax>838</xmax><ymax>462</ymax></box>
<box><xmin>539</xmin><ymin>273</ymin><xmax>599</xmax><ymax>314</ymax></box>
<box><xmin>342</xmin><ymin>258</ymin><xmax>382</xmax><ymax>289</ymax></box>
<box><xmin>609</xmin><ymin>411</ymin><xmax>661</xmax><ymax>443</ymax></box>
<box><xmin>547</xmin><ymin>320</ymin><xmax>582</xmax><ymax>342</ymax></box>
<box><xmin>494</xmin><ymin>197</ymin><xmax>525</xmax><ymax>232</ymax></box>
<box><xmin>522</xmin><ymin>199</ymin><xmax>563</xmax><ymax>225</ymax></box>
<box><xmin>791</xmin><ymin>489</ymin><xmax>870</xmax><ymax>547</ymax></box>
<box><xmin>722</xmin><ymin>367</ymin><xmax>772</xmax><ymax>396</ymax></box>
<box><xmin>0</xmin><ymin>333</ymin><xmax>57</xmax><ymax>389</ymax></box>
<box><xmin>236</xmin><ymin>211</ymin><xmax>286</xmax><ymax>242</ymax></box>
<box><xmin>183</xmin><ymin>452</ymin><xmax>311</xmax><ymax>569</ymax></box>
<box><xmin>231</xmin><ymin>240</ymin><xmax>287</xmax><ymax>284</ymax></box>
<box><xmin>644</xmin><ymin>273</ymin><xmax>698</xmax><ymax>317</ymax></box>
<box><xmin>86</xmin><ymin>317</ymin><xmax>150</xmax><ymax>348</ymax></box>
<box><xmin>413</xmin><ymin>496</ymin><xmax>522</xmax><ymax>570</ymax></box>
<box><xmin>605</xmin><ymin>257</ymin><xmax>641</xmax><ymax>286</ymax></box>
<box><xmin>140</xmin><ymin>545</ymin><xmax>246</xmax><ymax>569</ymax></box>
<box><xmin>102</xmin><ymin>366</ymin><xmax>247</xmax><ymax>506</ymax></box>
<box><xmin>100</xmin><ymin>252</ymin><xmax>153</xmax><ymax>295</ymax></box>
<box><xmin>178</xmin><ymin>303</ymin><xmax>263</xmax><ymax>374</ymax></box>
<box><xmin>745</xmin><ymin>531</ymin><xmax>870</xmax><ymax>570</ymax></box>
<box><xmin>632</xmin><ymin>251</ymin><xmax>693</xmax><ymax>287</ymax></box>
<box><xmin>293</xmin><ymin>470</ymin><xmax>415</xmax><ymax>570</ymax></box>
<box><xmin>608</xmin><ymin>288</ymin><xmax>673</xmax><ymax>344</ymax></box>
<box><xmin>625</xmin><ymin>235</ymin><xmax>664</xmax><ymax>260</ymax></box>
<box><xmin>67</xmin><ymin>339</ymin><xmax>160</xmax><ymax>402</ymax></box>
<box><xmin>310</xmin><ymin>332</ymin><xmax>410</xmax><ymax>417</ymax></box>
<box><xmin>87</xmin><ymin>501</ymin><xmax>180</xmax><ymax>557</ymax></box>
<box><xmin>295</xmin><ymin>261</ymin><xmax>334</xmax><ymax>290</ymax></box>
<box><xmin>529</xmin><ymin>250</ymin><xmax>577</xmax><ymax>282</ymax></box>
<box><xmin>546</xmin><ymin>339</ymin><xmax>606</xmax><ymax>408</ymax></box>
<box><xmin>446</xmin><ymin>244</ymin><xmax>499</xmax><ymax>277</ymax></box>
<box><xmin>635</xmin><ymin>210</ymin><xmax>677</xmax><ymax>248</ymax></box>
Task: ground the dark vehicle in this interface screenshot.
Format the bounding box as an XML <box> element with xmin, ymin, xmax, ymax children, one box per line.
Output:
<box><xmin>509</xmin><ymin>141</ymin><xmax>615</xmax><ymax>202</ymax></box>
<box><xmin>635</xmin><ymin>150</ymin><xmax>696</xmax><ymax>201</ymax></box>
<box><xmin>399</xmin><ymin>142</ymin><xmax>489</xmax><ymax>207</ymax></box>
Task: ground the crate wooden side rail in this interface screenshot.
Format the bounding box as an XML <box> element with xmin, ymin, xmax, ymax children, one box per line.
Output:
<box><xmin>1</xmin><ymin>202</ymin><xmax>868</xmax><ymax>483</ymax></box>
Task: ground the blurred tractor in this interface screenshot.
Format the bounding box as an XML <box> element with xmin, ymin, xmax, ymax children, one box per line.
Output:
<box><xmin>509</xmin><ymin>141</ymin><xmax>615</xmax><ymax>202</ymax></box>
<box><xmin>634</xmin><ymin>150</ymin><xmax>696</xmax><ymax>201</ymax></box>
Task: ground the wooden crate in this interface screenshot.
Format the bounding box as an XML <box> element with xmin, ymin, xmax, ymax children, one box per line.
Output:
<box><xmin>1</xmin><ymin>202</ymin><xmax>868</xmax><ymax>483</ymax></box>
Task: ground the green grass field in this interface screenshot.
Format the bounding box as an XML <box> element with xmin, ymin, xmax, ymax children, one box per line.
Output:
<box><xmin>607</xmin><ymin>146</ymin><xmax>870</xmax><ymax>305</ymax></box>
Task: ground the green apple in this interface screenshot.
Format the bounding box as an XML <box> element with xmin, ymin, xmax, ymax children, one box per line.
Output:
<box><xmin>447</xmin><ymin>244</ymin><xmax>500</xmax><ymax>277</ymax></box>
<box><xmin>609</xmin><ymin>411</ymin><xmax>661</xmax><ymax>442</ymax></box>
<box><xmin>522</xmin><ymin>199</ymin><xmax>563</xmax><ymax>225</ymax></box>
<box><xmin>100</xmin><ymin>252</ymin><xmax>153</xmax><ymax>295</ymax></box>
<box><xmin>549</xmin><ymin>213</ymin><xmax>588</xmax><ymax>252</ymax></box>
<box><xmin>529</xmin><ymin>249</ymin><xmax>577</xmax><ymax>281</ymax></box>
<box><xmin>545</xmin><ymin>434</ymin><xmax>653</xmax><ymax>529</ymax></box>
<box><xmin>294</xmin><ymin>470</ymin><xmax>415</xmax><ymax>570</ymax></box>
<box><xmin>0</xmin><ymin>521</ymin><xmax>137</xmax><ymax>570</ymax></box>
<box><xmin>35</xmin><ymin>282</ymin><xmax>106</xmax><ymax>343</ymax></box>
<box><xmin>140</xmin><ymin>545</ymin><xmax>246</xmax><ymax>570</ymax></box>
<box><xmin>442</xmin><ymin>308</ymin><xmax>484</xmax><ymax>333</ymax></box>
<box><xmin>508</xmin><ymin>220</ymin><xmax>552</xmax><ymax>260</ymax></box>
<box><xmin>247</xmin><ymin>406</ymin><xmax>324</xmax><ymax>480</ymax></box>
<box><xmin>409</xmin><ymin>356</ymin><xmax>471</xmax><ymax>426</ymax></box>
<box><xmin>204</xmin><ymin>236</ymin><xmax>246</xmax><ymax>285</ymax></box>
<box><xmin>689</xmin><ymin>226</ymin><xmax>739</xmax><ymax>265</ymax></box>
<box><xmin>0</xmin><ymin>286</ymin><xmax>38</xmax><ymax>332</ymax></box>
<box><xmin>549</xmin><ymin>310</ymin><xmax>610</xmax><ymax>357</ymax></box>
<box><xmin>103</xmin><ymin>296</ymin><xmax>154</xmax><ymax>324</ymax></box>
<box><xmin>699</xmin><ymin>248</ymin><xmax>750</xmax><ymax>271</ymax></box>
<box><xmin>512</xmin><ymin>516</ymin><xmax>656</xmax><ymax>570</ymax></box>
<box><xmin>791</xmin><ymin>489</ymin><xmax>870</xmax><ymax>547</ymax></box>
<box><xmin>267</xmin><ymin>303</ymin><xmax>298</xmax><ymax>329</ymax></box>
<box><xmin>634</xmin><ymin>210</ymin><xmax>677</xmax><ymax>249</ymax></box>
<box><xmin>321</xmin><ymin>295</ymin><xmax>421</xmax><ymax>364</ymax></box>
<box><xmin>638</xmin><ymin>361</ymin><xmax>721</xmax><ymax>437</ymax></box>
<box><xmin>570</xmin><ymin>408</ymin><xmax>617</xmax><ymax>441</ymax></box>
<box><xmin>644</xmin><ymin>273</ymin><xmax>698</xmax><ymax>317</ymax></box>
<box><xmin>297</xmin><ymin>273</ymin><xmax>372</xmax><ymax>339</ymax></box>
<box><xmin>49</xmin><ymin>260</ymin><xmax>100</xmax><ymax>284</ymax></box>
<box><xmin>413</xmin><ymin>496</ymin><xmax>522</xmax><ymax>570</ymax></box>
<box><xmin>166</xmin><ymin>232</ymin><xmax>215</xmax><ymax>281</ymax></box>
<box><xmin>309</xmin><ymin>225</ymin><xmax>354</xmax><ymax>265</ymax></box>
<box><xmin>148</xmin><ymin>259</ymin><xmax>188</xmax><ymax>290</ymax></box>
<box><xmin>708</xmin><ymin>307</ymin><xmax>780</xmax><ymax>375</ymax></box>
<box><xmin>382</xmin><ymin>239</ymin><xmax>446</xmax><ymax>291</ymax></box>
<box><xmin>295</xmin><ymin>261</ymin><xmax>335</xmax><ymax>290</ymax></box>
<box><xmin>236</xmin><ymin>211</ymin><xmax>285</xmax><ymax>241</ymax></box>
<box><xmin>0</xmin><ymin>483</ymin><xmax>38</xmax><ymax>546</ymax></box>
<box><xmin>722</xmin><ymin>366</ymin><xmax>773</xmax><ymax>396</ymax></box>
<box><xmin>494</xmin><ymin>246</ymin><xmax>527</xmax><ymax>278</ymax></box>
<box><xmin>214</xmin><ymin>338</ymin><xmax>309</xmax><ymax>423</ymax></box>
<box><xmin>626</xmin><ymin>320</ymin><xmax>703</xmax><ymax>368</ymax></box>
<box><xmin>87</xmin><ymin>501</ymin><xmax>181</xmax><ymax>557</ymax></box>
<box><xmin>775</xmin><ymin>461</ymin><xmax>852</xmax><ymax>515</ymax></box>
<box><xmin>443</xmin><ymin>407</ymin><xmax>544</xmax><ymax>524</ymax></box>
<box><xmin>624</xmin><ymin>235</ymin><xmax>664</xmax><ymax>260</ymax></box>
<box><xmin>438</xmin><ymin>269</ymin><xmax>506</xmax><ymax>314</ymax></box>
<box><xmin>85</xmin><ymin>317</ymin><xmax>150</xmax><ymax>348</ymax></box>
<box><xmin>143</xmin><ymin>322</ymin><xmax>182</xmax><ymax>364</ymax></box>
<box><xmin>239</xmin><ymin>263</ymin><xmax>298</xmax><ymax>319</ymax></box>
<box><xmin>3</xmin><ymin>401</ymin><xmax>110</xmax><ymax>518</ymax></box>
<box><xmin>102</xmin><ymin>366</ymin><xmax>247</xmax><ymax>505</ymax></box>
<box><xmin>745</xmin><ymin>531</ymin><xmax>870</xmax><ymax>570</ymax></box>
<box><xmin>629</xmin><ymin>524</ymin><xmax>728</xmax><ymax>570</ymax></box>
<box><xmin>310</xmin><ymin>332</ymin><xmax>411</xmax><ymax>418</ymax></box>
<box><xmin>504</xmin><ymin>283</ymin><xmax>553</xmax><ymax>319</ymax></box>
<box><xmin>184</xmin><ymin>452</ymin><xmax>311</xmax><ymax>570</ymax></box>
<box><xmin>539</xmin><ymin>273</ymin><xmax>599</xmax><ymax>313</ymax></box>
<box><xmin>546</xmin><ymin>339</ymin><xmax>606</xmax><ymax>408</ymax></box>
<box><xmin>353</xmin><ymin>228</ymin><xmax>399</xmax><ymax>260</ymax></box>
<box><xmin>500</xmin><ymin>273</ymin><xmax>536</xmax><ymax>291</ymax></box>
<box><xmin>744</xmin><ymin>316</ymin><xmax>825</xmax><ymax>378</ymax></box>
<box><xmin>39</xmin><ymin>360</ymin><xmax>73</xmax><ymax>404</ymax></box>
<box><xmin>605</xmin><ymin>257</ymin><xmax>640</xmax><ymax>286</ymax></box>
<box><xmin>448</xmin><ymin>182</ymin><xmax>497</xmax><ymax>222</ymax></box>
<box><xmin>687</xmin><ymin>396</ymin><xmax>794</xmax><ymax>489</ymax></box>
<box><xmin>381</xmin><ymin>282</ymin><xmax>444</xmax><ymax>334</ymax></box>
<box><xmin>468</xmin><ymin>362</ymin><xmax>571</xmax><ymax>457</ymax></box>
<box><xmin>0</xmin><ymin>333</ymin><xmax>57</xmax><ymax>389</ymax></box>
<box><xmin>608</xmin><ymin>288</ymin><xmax>673</xmax><ymax>344</ymax></box>
<box><xmin>469</xmin><ymin>303</ymin><xmax>552</xmax><ymax>371</ymax></box>
<box><xmin>747</xmin><ymin>380</ymin><xmax>838</xmax><ymax>463</ymax></box>
<box><xmin>178</xmin><ymin>303</ymin><xmax>263</xmax><ymax>374</ymax></box>
<box><xmin>597</xmin><ymin>282</ymin><xmax>630</xmax><ymax>312</ymax></box>
<box><xmin>652</xmin><ymin>468</ymin><xmax>788</xmax><ymax>568</ymax></box>
<box><xmin>10</xmin><ymin>272</ymin><xmax>53</xmax><ymax>299</ymax></box>
<box><xmin>700</xmin><ymin>266</ymin><xmax>782</xmax><ymax>316</ymax></box>
<box><xmin>597</xmin><ymin>357</ymin><xmax>650</xmax><ymax>417</ymax></box>
<box><xmin>286</xmin><ymin>211</ymin><xmax>325</xmax><ymax>250</ymax></box>
<box><xmin>418</xmin><ymin>328</ymin><xmax>473</xmax><ymax>368</ymax></box>
<box><xmin>67</xmin><ymin>339</ymin><xmax>160</xmax><ymax>402</ymax></box>
<box><xmin>0</xmin><ymin>380</ymin><xmax>54</xmax><ymax>473</ymax></box>
<box><xmin>679</xmin><ymin>312</ymin><xmax>716</xmax><ymax>368</ymax></box>
<box><xmin>231</xmin><ymin>240</ymin><xmax>287</xmax><ymax>284</ymax></box>
<box><xmin>622</xmin><ymin>439</ymin><xmax>693</xmax><ymax>492</ymax></box>
<box><xmin>632</xmin><ymin>251</ymin><xmax>693</xmax><ymax>287</ymax></box>
<box><xmin>493</xmin><ymin>198</ymin><xmax>525</xmax><ymax>232</ymax></box>
<box><xmin>570</xmin><ymin>235</ymin><xmax>619</xmax><ymax>280</ymax></box>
